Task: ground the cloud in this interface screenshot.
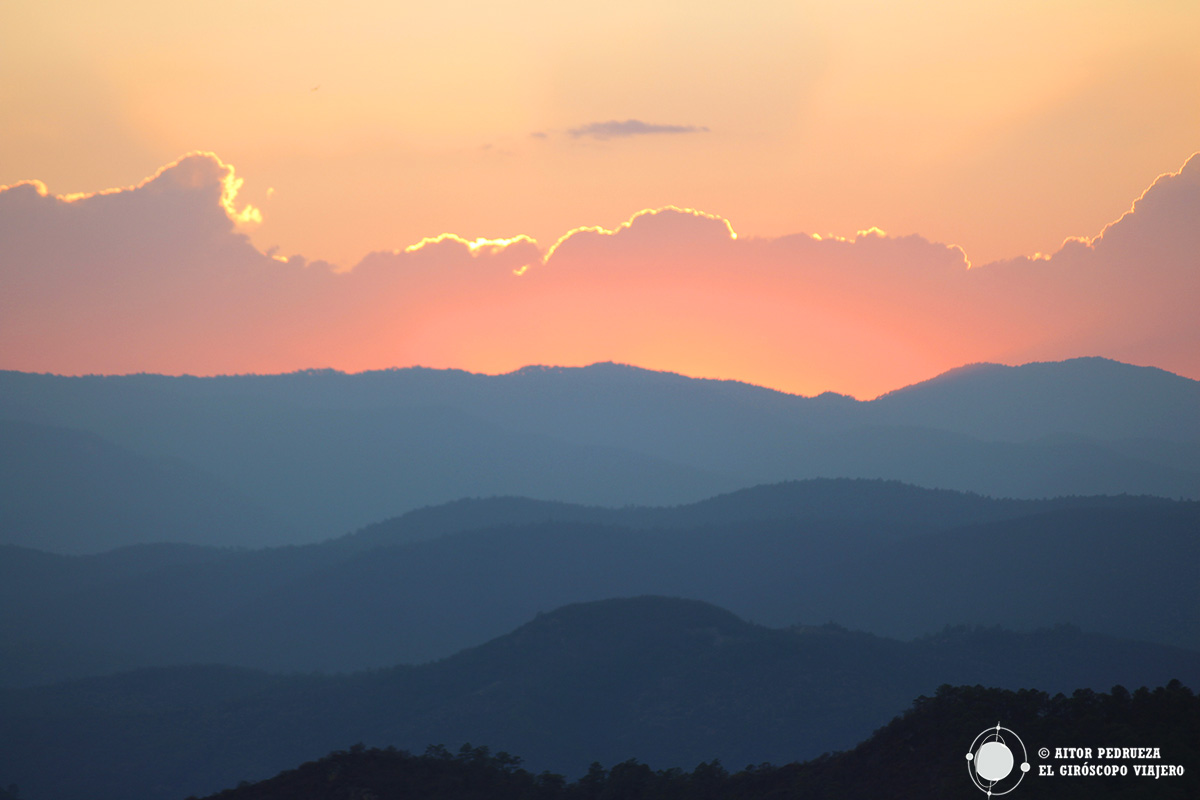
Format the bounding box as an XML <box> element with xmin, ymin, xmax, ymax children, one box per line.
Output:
<box><xmin>1</xmin><ymin>152</ymin><xmax>1196</xmax><ymax>398</ymax></box>
<box><xmin>0</xmin><ymin>152</ymin><xmax>262</xmax><ymax>272</ymax></box>
<box><xmin>545</xmin><ymin>206</ymin><xmax>737</xmax><ymax>261</ymax></box>
<box><xmin>984</xmin><ymin>153</ymin><xmax>1200</xmax><ymax>271</ymax></box>
<box><xmin>567</xmin><ymin>119</ymin><xmax>710</xmax><ymax>139</ymax></box>
<box><xmin>356</xmin><ymin>233</ymin><xmax>541</xmax><ymax>275</ymax></box>
<box><xmin>0</xmin><ymin>153</ymin><xmax>296</xmax><ymax>374</ymax></box>
<box><xmin>969</xmin><ymin>152</ymin><xmax>1200</xmax><ymax>375</ymax></box>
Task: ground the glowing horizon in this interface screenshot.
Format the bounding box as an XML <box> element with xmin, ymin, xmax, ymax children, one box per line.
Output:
<box><xmin>1</xmin><ymin>150</ymin><xmax>1196</xmax><ymax>400</ymax></box>
<box><xmin>2</xmin><ymin>2</ymin><xmax>1197</xmax><ymax>398</ymax></box>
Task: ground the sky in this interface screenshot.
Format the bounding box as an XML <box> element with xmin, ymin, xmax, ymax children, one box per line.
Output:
<box><xmin>1</xmin><ymin>0</ymin><xmax>1198</xmax><ymax>398</ymax></box>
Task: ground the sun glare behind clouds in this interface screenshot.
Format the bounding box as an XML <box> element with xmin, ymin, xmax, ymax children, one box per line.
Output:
<box><xmin>1</xmin><ymin>1</ymin><xmax>1197</xmax><ymax>395</ymax></box>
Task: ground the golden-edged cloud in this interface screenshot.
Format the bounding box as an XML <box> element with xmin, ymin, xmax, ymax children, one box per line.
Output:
<box><xmin>1</xmin><ymin>152</ymin><xmax>1195</xmax><ymax>398</ymax></box>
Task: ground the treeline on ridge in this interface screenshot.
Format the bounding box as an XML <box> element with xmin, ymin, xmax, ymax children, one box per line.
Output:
<box><xmin>189</xmin><ymin>682</ymin><xmax>1199</xmax><ymax>800</ymax></box>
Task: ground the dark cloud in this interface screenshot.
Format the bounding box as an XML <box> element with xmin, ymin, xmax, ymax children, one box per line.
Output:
<box><xmin>567</xmin><ymin>119</ymin><xmax>710</xmax><ymax>140</ymax></box>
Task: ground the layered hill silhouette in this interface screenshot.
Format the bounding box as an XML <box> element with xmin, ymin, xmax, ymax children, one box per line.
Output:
<box><xmin>0</xmin><ymin>419</ymin><xmax>288</xmax><ymax>551</ymax></box>
<box><xmin>179</xmin><ymin>681</ymin><xmax>1199</xmax><ymax>800</ymax></box>
<box><xmin>2</xmin><ymin>481</ymin><xmax>1196</xmax><ymax>686</ymax></box>
<box><xmin>1</xmin><ymin>357</ymin><xmax>1196</xmax><ymax>550</ymax></box>
<box><xmin>1</xmin><ymin>597</ymin><xmax>1196</xmax><ymax>800</ymax></box>
<box><xmin>2</xmin><ymin>358</ymin><xmax>1192</xmax><ymax>800</ymax></box>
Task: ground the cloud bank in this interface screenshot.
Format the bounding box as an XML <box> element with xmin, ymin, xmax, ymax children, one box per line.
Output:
<box><xmin>1</xmin><ymin>152</ymin><xmax>1196</xmax><ymax>398</ymax></box>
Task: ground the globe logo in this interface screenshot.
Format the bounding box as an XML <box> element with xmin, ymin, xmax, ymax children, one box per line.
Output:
<box><xmin>967</xmin><ymin>723</ymin><xmax>1030</xmax><ymax>796</ymax></box>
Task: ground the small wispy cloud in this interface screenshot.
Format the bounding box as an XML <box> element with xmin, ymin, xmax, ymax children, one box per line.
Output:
<box><xmin>568</xmin><ymin>119</ymin><xmax>710</xmax><ymax>140</ymax></box>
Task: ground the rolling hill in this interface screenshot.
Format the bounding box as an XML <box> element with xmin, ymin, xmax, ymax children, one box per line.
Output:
<box><xmin>1</xmin><ymin>357</ymin><xmax>1196</xmax><ymax>550</ymax></box>
<box><xmin>2</xmin><ymin>481</ymin><xmax>1195</xmax><ymax>685</ymax></box>
<box><xmin>197</xmin><ymin>500</ymin><xmax>1198</xmax><ymax>672</ymax></box>
<box><xmin>1</xmin><ymin>596</ymin><xmax>1196</xmax><ymax>800</ymax></box>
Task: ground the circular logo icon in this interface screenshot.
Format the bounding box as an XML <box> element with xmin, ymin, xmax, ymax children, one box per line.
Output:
<box><xmin>967</xmin><ymin>723</ymin><xmax>1030</xmax><ymax>796</ymax></box>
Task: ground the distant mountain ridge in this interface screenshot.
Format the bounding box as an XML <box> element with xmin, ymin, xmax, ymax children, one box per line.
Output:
<box><xmin>332</xmin><ymin>477</ymin><xmax>1186</xmax><ymax>551</ymax></box>
<box><xmin>1</xmin><ymin>596</ymin><xmax>1196</xmax><ymax>800</ymax></box>
<box><xmin>868</xmin><ymin>358</ymin><xmax>1200</xmax><ymax>441</ymax></box>
<box><xmin>2</xmin><ymin>480</ymin><xmax>1195</xmax><ymax>686</ymax></box>
<box><xmin>0</xmin><ymin>419</ymin><xmax>288</xmax><ymax>551</ymax></box>
<box><xmin>1</xmin><ymin>357</ymin><xmax>1196</xmax><ymax>550</ymax></box>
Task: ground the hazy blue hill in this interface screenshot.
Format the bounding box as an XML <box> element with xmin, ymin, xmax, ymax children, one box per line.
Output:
<box><xmin>330</xmin><ymin>477</ymin><xmax>1186</xmax><ymax>552</ymax></box>
<box><xmin>0</xmin><ymin>542</ymin><xmax>344</xmax><ymax>683</ymax></box>
<box><xmin>0</xmin><ymin>541</ymin><xmax>226</xmax><ymax>612</ymax></box>
<box><xmin>0</xmin><ymin>542</ymin><xmax>233</xmax><ymax>684</ymax></box>
<box><xmin>868</xmin><ymin>357</ymin><xmax>1200</xmax><ymax>442</ymax></box>
<box><xmin>456</xmin><ymin>363</ymin><xmax>846</xmax><ymax>477</ymax></box>
<box><xmin>0</xmin><ymin>419</ymin><xmax>289</xmax><ymax>552</ymax></box>
<box><xmin>208</xmin><ymin>495</ymin><xmax>1200</xmax><ymax>672</ymax></box>
<box><xmin>331</xmin><ymin>478</ymin><xmax>1003</xmax><ymax>553</ymax></box>
<box><xmin>0</xmin><ymin>372</ymin><xmax>741</xmax><ymax>541</ymax></box>
<box><xmin>0</xmin><ymin>597</ymin><xmax>1196</xmax><ymax>800</ymax></box>
<box><xmin>2</xmin><ymin>482</ymin><xmax>1195</xmax><ymax>684</ymax></box>
<box><xmin>0</xmin><ymin>631</ymin><xmax>134</xmax><ymax>689</ymax></box>
<box><xmin>822</xmin><ymin>505</ymin><xmax>1200</xmax><ymax>647</ymax></box>
<box><xmin>2</xmin><ymin>358</ymin><xmax>1196</xmax><ymax>549</ymax></box>
<box><xmin>329</xmin><ymin>496</ymin><xmax>630</xmax><ymax>553</ymax></box>
<box><xmin>802</xmin><ymin>425</ymin><xmax>1200</xmax><ymax>498</ymax></box>
<box><xmin>667</xmin><ymin>476</ymin><xmax>1197</xmax><ymax>529</ymax></box>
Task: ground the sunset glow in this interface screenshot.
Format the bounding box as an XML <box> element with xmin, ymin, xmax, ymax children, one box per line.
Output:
<box><xmin>1</xmin><ymin>1</ymin><xmax>1197</xmax><ymax>397</ymax></box>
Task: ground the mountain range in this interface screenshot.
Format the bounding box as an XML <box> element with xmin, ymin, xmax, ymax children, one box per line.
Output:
<box><xmin>2</xmin><ymin>357</ymin><xmax>1197</xmax><ymax>551</ymax></box>
<box><xmin>2</xmin><ymin>480</ymin><xmax>1196</xmax><ymax>687</ymax></box>
<box><xmin>1</xmin><ymin>356</ymin><xmax>1196</xmax><ymax>800</ymax></box>
<box><xmin>178</xmin><ymin>673</ymin><xmax>1200</xmax><ymax>800</ymax></box>
<box><xmin>1</xmin><ymin>596</ymin><xmax>1196</xmax><ymax>800</ymax></box>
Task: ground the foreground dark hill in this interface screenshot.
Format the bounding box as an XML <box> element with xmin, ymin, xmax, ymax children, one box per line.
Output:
<box><xmin>1</xmin><ymin>357</ymin><xmax>1196</xmax><ymax>549</ymax></box>
<box><xmin>184</xmin><ymin>682</ymin><xmax>1199</xmax><ymax>800</ymax></box>
<box><xmin>2</xmin><ymin>482</ymin><xmax>1196</xmax><ymax>686</ymax></box>
<box><xmin>1</xmin><ymin>597</ymin><xmax>1196</xmax><ymax>800</ymax></box>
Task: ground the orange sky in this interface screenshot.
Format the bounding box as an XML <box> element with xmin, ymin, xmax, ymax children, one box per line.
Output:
<box><xmin>2</xmin><ymin>1</ymin><xmax>1198</xmax><ymax>397</ymax></box>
